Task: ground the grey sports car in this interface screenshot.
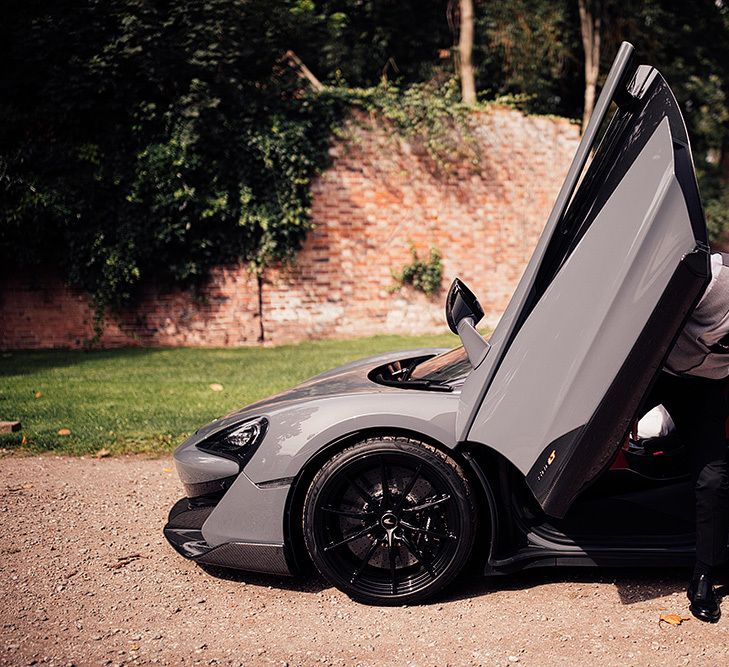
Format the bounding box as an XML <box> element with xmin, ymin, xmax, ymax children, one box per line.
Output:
<box><xmin>165</xmin><ymin>42</ymin><xmax>714</xmax><ymax>604</ymax></box>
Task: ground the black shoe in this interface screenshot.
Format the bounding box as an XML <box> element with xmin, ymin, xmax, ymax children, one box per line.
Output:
<box><xmin>687</xmin><ymin>574</ymin><xmax>721</xmax><ymax>623</ymax></box>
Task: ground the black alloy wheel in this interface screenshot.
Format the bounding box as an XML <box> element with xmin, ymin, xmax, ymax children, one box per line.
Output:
<box><xmin>302</xmin><ymin>436</ymin><xmax>478</xmax><ymax>605</ymax></box>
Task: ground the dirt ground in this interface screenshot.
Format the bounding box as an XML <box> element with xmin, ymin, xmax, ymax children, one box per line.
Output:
<box><xmin>2</xmin><ymin>457</ymin><xmax>729</xmax><ymax>667</ymax></box>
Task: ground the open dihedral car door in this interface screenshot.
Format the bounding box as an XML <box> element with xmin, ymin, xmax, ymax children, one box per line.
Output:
<box><xmin>457</xmin><ymin>42</ymin><xmax>711</xmax><ymax>518</ymax></box>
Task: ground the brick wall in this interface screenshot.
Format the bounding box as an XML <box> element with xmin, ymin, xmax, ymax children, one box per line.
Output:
<box><xmin>0</xmin><ymin>107</ymin><xmax>580</xmax><ymax>349</ymax></box>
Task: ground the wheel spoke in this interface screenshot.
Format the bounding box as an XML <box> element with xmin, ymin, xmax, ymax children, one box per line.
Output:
<box><xmin>400</xmin><ymin>532</ymin><xmax>436</xmax><ymax>578</ymax></box>
<box><xmin>350</xmin><ymin>537</ymin><xmax>381</xmax><ymax>584</ymax></box>
<box><xmin>347</xmin><ymin>476</ymin><xmax>375</xmax><ymax>504</ymax></box>
<box><xmin>401</xmin><ymin>520</ymin><xmax>456</xmax><ymax>541</ymax></box>
<box><xmin>401</xmin><ymin>493</ymin><xmax>451</xmax><ymax>513</ymax></box>
<box><xmin>324</xmin><ymin>523</ymin><xmax>379</xmax><ymax>551</ymax></box>
<box><xmin>395</xmin><ymin>463</ymin><xmax>422</xmax><ymax>511</ymax></box>
<box><xmin>389</xmin><ymin>543</ymin><xmax>398</xmax><ymax>594</ymax></box>
<box><xmin>322</xmin><ymin>506</ymin><xmax>375</xmax><ymax>520</ymax></box>
<box><xmin>380</xmin><ymin>458</ymin><xmax>391</xmax><ymax>507</ymax></box>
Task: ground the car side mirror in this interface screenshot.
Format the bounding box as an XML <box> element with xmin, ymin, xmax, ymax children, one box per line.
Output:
<box><xmin>445</xmin><ymin>278</ymin><xmax>490</xmax><ymax>368</ymax></box>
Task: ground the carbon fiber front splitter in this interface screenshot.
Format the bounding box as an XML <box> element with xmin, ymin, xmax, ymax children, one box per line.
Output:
<box><xmin>164</xmin><ymin>498</ymin><xmax>292</xmax><ymax>576</ymax></box>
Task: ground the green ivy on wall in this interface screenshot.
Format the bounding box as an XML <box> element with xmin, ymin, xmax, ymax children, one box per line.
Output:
<box><xmin>393</xmin><ymin>246</ymin><xmax>444</xmax><ymax>297</ymax></box>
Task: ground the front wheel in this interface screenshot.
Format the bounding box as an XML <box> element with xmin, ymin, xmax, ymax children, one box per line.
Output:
<box><xmin>302</xmin><ymin>436</ymin><xmax>478</xmax><ymax>605</ymax></box>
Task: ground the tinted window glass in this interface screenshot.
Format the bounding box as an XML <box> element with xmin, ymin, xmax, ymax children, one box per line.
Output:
<box><xmin>410</xmin><ymin>347</ymin><xmax>470</xmax><ymax>384</ymax></box>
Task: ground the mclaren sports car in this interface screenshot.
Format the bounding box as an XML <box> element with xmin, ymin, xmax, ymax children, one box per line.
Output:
<box><xmin>165</xmin><ymin>42</ymin><xmax>718</xmax><ymax>605</ymax></box>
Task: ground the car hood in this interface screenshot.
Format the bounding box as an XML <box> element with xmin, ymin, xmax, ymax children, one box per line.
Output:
<box><xmin>191</xmin><ymin>348</ymin><xmax>447</xmax><ymax>442</ymax></box>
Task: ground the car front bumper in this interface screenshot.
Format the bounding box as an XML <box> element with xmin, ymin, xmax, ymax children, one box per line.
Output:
<box><xmin>163</xmin><ymin>439</ymin><xmax>293</xmax><ymax>576</ymax></box>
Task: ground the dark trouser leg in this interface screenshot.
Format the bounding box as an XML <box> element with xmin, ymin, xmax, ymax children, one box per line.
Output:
<box><xmin>647</xmin><ymin>372</ymin><xmax>729</xmax><ymax>568</ymax></box>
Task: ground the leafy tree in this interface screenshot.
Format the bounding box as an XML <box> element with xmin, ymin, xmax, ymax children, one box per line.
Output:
<box><xmin>306</xmin><ymin>0</ymin><xmax>452</xmax><ymax>85</ymax></box>
<box><xmin>477</xmin><ymin>0</ymin><xmax>729</xmax><ymax>238</ymax></box>
<box><xmin>0</xmin><ymin>0</ymin><xmax>461</xmax><ymax>319</ymax></box>
<box><xmin>0</xmin><ymin>0</ymin><xmax>344</xmax><ymax>316</ymax></box>
<box><xmin>604</xmin><ymin>0</ymin><xmax>729</xmax><ymax>240</ymax></box>
<box><xmin>474</xmin><ymin>0</ymin><xmax>582</xmax><ymax>116</ymax></box>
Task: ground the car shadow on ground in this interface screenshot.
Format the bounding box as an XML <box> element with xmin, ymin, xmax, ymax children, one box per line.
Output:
<box><xmin>198</xmin><ymin>563</ymin><xmax>329</xmax><ymax>594</ymax></box>
<box><xmin>199</xmin><ymin>562</ymin><xmax>729</xmax><ymax>606</ymax></box>
<box><xmin>442</xmin><ymin>566</ymin><xmax>700</xmax><ymax>606</ymax></box>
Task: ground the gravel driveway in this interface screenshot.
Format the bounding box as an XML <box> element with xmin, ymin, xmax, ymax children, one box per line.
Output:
<box><xmin>2</xmin><ymin>456</ymin><xmax>728</xmax><ymax>667</ymax></box>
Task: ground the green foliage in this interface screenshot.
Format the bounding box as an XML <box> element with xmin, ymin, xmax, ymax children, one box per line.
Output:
<box><xmin>307</xmin><ymin>0</ymin><xmax>452</xmax><ymax>86</ymax></box>
<box><xmin>475</xmin><ymin>0</ymin><xmax>583</xmax><ymax>117</ymax></box>
<box><xmin>393</xmin><ymin>246</ymin><xmax>443</xmax><ymax>297</ymax></box>
<box><xmin>0</xmin><ymin>0</ymin><xmax>347</xmax><ymax>316</ymax></box>
<box><xmin>606</xmin><ymin>0</ymin><xmax>729</xmax><ymax>241</ymax></box>
<box><xmin>705</xmin><ymin>190</ymin><xmax>729</xmax><ymax>244</ymax></box>
<box><xmin>326</xmin><ymin>78</ymin><xmax>480</xmax><ymax>172</ymax></box>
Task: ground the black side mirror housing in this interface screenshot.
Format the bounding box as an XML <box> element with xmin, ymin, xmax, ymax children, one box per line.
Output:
<box><xmin>445</xmin><ymin>279</ymin><xmax>490</xmax><ymax>368</ymax></box>
<box><xmin>446</xmin><ymin>278</ymin><xmax>484</xmax><ymax>333</ymax></box>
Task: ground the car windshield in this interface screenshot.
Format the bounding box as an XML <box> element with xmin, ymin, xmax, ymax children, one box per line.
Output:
<box><xmin>409</xmin><ymin>346</ymin><xmax>471</xmax><ymax>384</ymax></box>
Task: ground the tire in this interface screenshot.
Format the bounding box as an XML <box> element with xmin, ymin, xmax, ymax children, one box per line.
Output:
<box><xmin>302</xmin><ymin>436</ymin><xmax>478</xmax><ymax>605</ymax></box>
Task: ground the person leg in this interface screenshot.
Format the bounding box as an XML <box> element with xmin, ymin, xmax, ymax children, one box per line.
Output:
<box><xmin>661</xmin><ymin>374</ymin><xmax>729</xmax><ymax>567</ymax></box>
<box><xmin>659</xmin><ymin>373</ymin><xmax>729</xmax><ymax>621</ymax></box>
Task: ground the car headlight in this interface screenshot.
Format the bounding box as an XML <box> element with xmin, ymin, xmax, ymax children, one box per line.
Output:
<box><xmin>197</xmin><ymin>416</ymin><xmax>268</xmax><ymax>465</ymax></box>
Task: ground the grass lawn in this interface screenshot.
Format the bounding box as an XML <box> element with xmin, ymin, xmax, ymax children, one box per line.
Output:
<box><xmin>0</xmin><ymin>332</ymin><xmax>458</xmax><ymax>456</ymax></box>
